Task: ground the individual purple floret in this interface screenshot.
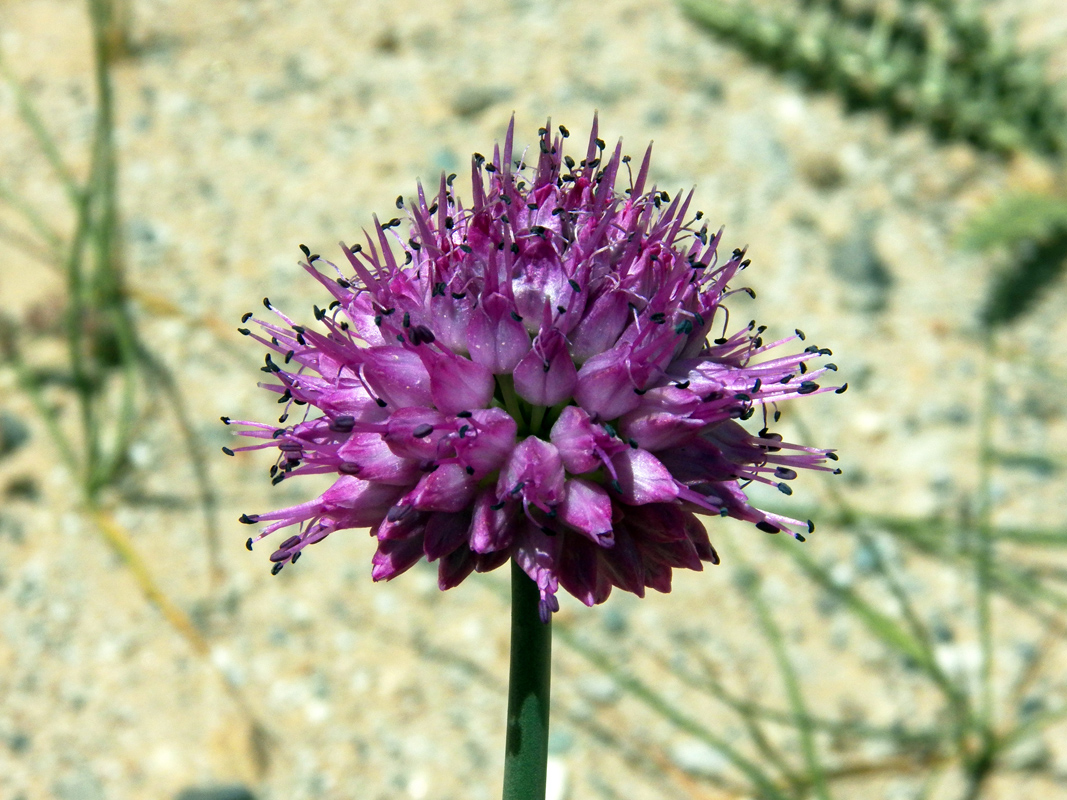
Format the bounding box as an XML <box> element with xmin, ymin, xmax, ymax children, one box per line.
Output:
<box><xmin>226</xmin><ymin>116</ymin><xmax>843</xmax><ymax>621</ymax></box>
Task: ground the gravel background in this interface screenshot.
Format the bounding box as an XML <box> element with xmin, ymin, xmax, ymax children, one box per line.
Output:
<box><xmin>1</xmin><ymin>1</ymin><xmax>1066</xmax><ymax>798</ymax></box>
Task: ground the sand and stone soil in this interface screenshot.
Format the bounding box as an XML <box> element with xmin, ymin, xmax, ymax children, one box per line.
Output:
<box><xmin>1</xmin><ymin>1</ymin><xmax>1067</xmax><ymax>798</ymax></box>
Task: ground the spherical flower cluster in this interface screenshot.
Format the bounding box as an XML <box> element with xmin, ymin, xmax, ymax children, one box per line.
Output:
<box><xmin>225</xmin><ymin>117</ymin><xmax>843</xmax><ymax>621</ymax></box>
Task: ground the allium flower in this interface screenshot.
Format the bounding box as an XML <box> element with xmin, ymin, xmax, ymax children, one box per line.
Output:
<box><xmin>225</xmin><ymin>117</ymin><xmax>843</xmax><ymax>621</ymax></box>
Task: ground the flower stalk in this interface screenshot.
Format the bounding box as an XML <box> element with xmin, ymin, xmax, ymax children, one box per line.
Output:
<box><xmin>503</xmin><ymin>559</ymin><xmax>552</xmax><ymax>800</ymax></box>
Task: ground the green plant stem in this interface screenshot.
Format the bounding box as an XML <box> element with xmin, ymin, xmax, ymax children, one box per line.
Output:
<box><xmin>502</xmin><ymin>560</ymin><xmax>551</xmax><ymax>800</ymax></box>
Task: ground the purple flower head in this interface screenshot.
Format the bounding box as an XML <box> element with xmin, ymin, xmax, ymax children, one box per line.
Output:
<box><xmin>226</xmin><ymin>116</ymin><xmax>844</xmax><ymax>621</ymax></box>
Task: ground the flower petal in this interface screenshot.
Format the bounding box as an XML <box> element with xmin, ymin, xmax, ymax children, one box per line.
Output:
<box><xmin>611</xmin><ymin>448</ymin><xmax>679</xmax><ymax>505</ymax></box>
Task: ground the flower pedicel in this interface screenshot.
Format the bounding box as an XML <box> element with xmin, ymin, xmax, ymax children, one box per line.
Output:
<box><xmin>224</xmin><ymin>116</ymin><xmax>844</xmax><ymax>622</ymax></box>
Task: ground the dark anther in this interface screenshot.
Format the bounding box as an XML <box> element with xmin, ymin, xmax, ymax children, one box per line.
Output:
<box><xmin>628</xmin><ymin>438</ymin><xmax>639</xmax><ymax>449</ymax></box>
<box><xmin>291</xmin><ymin>551</ymin><xmax>302</xmax><ymax>564</ymax></box>
<box><xmin>835</xmin><ymin>383</ymin><xmax>849</xmax><ymax>394</ymax></box>
<box><xmin>220</xmin><ymin>416</ymin><xmax>231</xmax><ymax>425</ymax></box>
<box><xmin>428</xmin><ymin>202</ymin><xmax>439</xmax><ymax>214</ymax></box>
<box><xmin>263</xmin><ymin>297</ymin><xmax>272</xmax><ymax>310</ymax></box>
<box><xmin>798</xmin><ymin>381</ymin><xmax>819</xmax><ymax>394</ymax></box>
<box><xmin>564</xmin><ymin>155</ymin><xmax>575</xmax><ymax>169</ymax></box>
<box><xmin>313</xmin><ymin>305</ymin><xmax>326</xmax><ymax>320</ymax></box>
<box><xmin>272</xmin><ymin>473</ymin><xmax>285</xmax><ymax>485</ymax></box>
<box><xmin>510</xmin><ymin>243</ymin><xmax>520</xmax><ymax>254</ymax></box>
<box><xmin>451</xmin><ymin>292</ymin><xmax>467</xmax><ymax>300</ymax></box>
<box><xmin>270</xmin><ymin>465</ymin><xmax>278</xmax><ymax>477</ymax></box>
<box><xmin>337</xmin><ymin>277</ymin><xmax>351</xmax><ymax>288</ymax></box>
<box><xmin>634</xmin><ymin>387</ymin><xmax>647</xmax><ymax>395</ymax></box>
<box><xmin>412</xmin><ymin>423</ymin><xmax>434</xmax><ymax>438</ymax></box>
<box><xmin>386</xmin><ymin>218</ymin><xmax>401</xmax><ymax>228</ymax></box>
<box><xmin>602</xmin><ymin>423</ymin><xmax>617</xmax><ymax>437</ymax></box>
<box><xmin>780</xmin><ymin>374</ymin><xmax>794</xmax><ymax>384</ymax></box>
<box><xmin>240</xmin><ymin>513</ymin><xmax>260</xmax><ymax>524</ymax></box>
<box><xmin>777</xmin><ymin>482</ymin><xmax>793</xmax><ymax>496</ymax></box>
<box><xmin>798</xmin><ymin>362</ymin><xmax>807</xmax><ymax>374</ymax></box>
<box><xmin>807</xmin><ymin>519</ymin><xmax>815</xmax><ymax>533</ymax></box>
<box><xmin>674</xmin><ymin>319</ymin><xmax>694</xmax><ymax>335</ymax></box>
<box><xmin>490</xmin><ymin>500</ymin><xmax>506</xmax><ymax>510</ymax></box>
<box><xmin>833</xmin><ymin>468</ymin><xmax>843</xmax><ymax>475</ymax></box>
<box><xmin>411</xmin><ymin>325</ymin><xmax>435</xmax><ymax>345</ymax></box>
<box><xmin>795</xmin><ymin>329</ymin><xmax>806</xmax><ymax>341</ymax></box>
<box><xmin>825</xmin><ymin>363</ymin><xmax>838</xmax><ymax>371</ymax></box>
<box><xmin>447</xmin><ymin>173</ymin><xmax>457</xmax><ymax>185</ymax></box>
<box><xmin>568</xmin><ymin>279</ymin><xmax>581</xmax><ymax>292</ymax></box>
<box><xmin>773</xmin><ymin>410</ymin><xmax>782</xmax><ymax>422</ymax></box>
<box><xmin>674</xmin><ymin>380</ymin><xmax>690</xmax><ymax>389</ymax></box>
<box><xmin>374</xmin><ymin>314</ymin><xmax>383</xmax><ymax>326</ymax></box>
<box><xmin>743</xmin><ymin>287</ymin><xmax>756</xmax><ymax>299</ymax></box>
<box><xmin>396</xmin><ymin>195</ymin><xmax>404</xmax><ymax>209</ymax></box>
<box><xmin>611</xmin><ymin>479</ymin><xmax>622</xmax><ymax>493</ymax></box>
<box><xmin>595</xmin><ymin>137</ymin><xmax>605</xmax><ymax>150</ymax></box>
<box><xmin>277</xmin><ymin>390</ymin><xmax>291</xmax><ymax>403</ymax></box>
<box><xmin>459</xmin><ymin>244</ymin><xmax>473</xmax><ymax>253</ymax></box>
<box><xmin>241</xmin><ymin>312</ymin><xmax>253</xmax><ymax>323</ymax></box>
<box><xmin>510</xmin><ymin>311</ymin><xmax>523</xmax><ymax>322</ymax></box>
<box><xmin>271</xmin><ymin>562</ymin><xmax>284</xmax><ymax>575</ymax></box>
<box><xmin>543</xmin><ymin>362</ymin><xmax>551</xmax><ymax>373</ymax></box>
<box><xmin>237</xmin><ymin>327</ymin><xmax>251</xmax><ymax>336</ymax></box>
<box><xmin>445</xmin><ymin>216</ymin><xmax>454</xmax><ymax>229</ymax></box>
<box><xmin>756</xmin><ymin>521</ymin><xmax>780</xmax><ymax>533</ymax></box>
<box><xmin>329</xmin><ymin>300</ymin><xmax>341</xmax><ymax>310</ymax></box>
<box><xmin>285</xmin><ymin>350</ymin><xmax>295</xmax><ymax>364</ymax></box>
<box><xmin>403</xmin><ymin>311</ymin><xmax>411</xmax><ymax>328</ymax></box>
<box><xmin>558</xmin><ymin>124</ymin><xmax>570</xmax><ymax>137</ymax></box>
<box><xmin>458</xmin><ymin>425</ymin><xmax>469</xmax><ymax>438</ymax></box>
<box><xmin>552</xmin><ymin>207</ymin><xmax>564</xmax><ymax>215</ymax></box>
<box><xmin>375</xmin><ymin>398</ymin><xmax>388</xmax><ymax>407</ymax></box>
<box><xmin>299</xmin><ymin>244</ymin><xmax>311</xmax><ymax>257</ymax></box>
<box><xmin>795</xmin><ymin>534</ymin><xmax>807</xmax><ymax>543</ymax></box>
<box><xmin>272</xmin><ymin>429</ymin><xmax>286</xmax><ymax>439</ymax></box>
<box><xmin>245</xmin><ymin>537</ymin><xmax>254</xmax><ymax>551</ymax></box>
<box><xmin>825</xmin><ymin>452</ymin><xmax>839</xmax><ymax>461</ymax></box>
<box><xmin>774</xmin><ymin>467</ymin><xmax>798</xmax><ymax>480</ymax></box>
<box><xmin>740</xmin><ymin>259</ymin><xmax>751</xmax><ymax>269</ymax></box>
<box><xmin>527</xmin><ymin>203</ymin><xmax>539</xmax><ymax>210</ymax></box>
<box><xmin>465</xmin><ymin>465</ymin><xmax>475</xmax><ymax>475</ymax></box>
<box><xmin>650</xmin><ymin>312</ymin><xmax>666</xmax><ymax>324</ymax></box>
<box><xmin>660</xmin><ymin>190</ymin><xmax>670</xmax><ymax>202</ymax></box>
<box><xmin>222</xmin><ymin>447</ymin><xmax>235</xmax><ymax>456</ymax></box>
<box><xmin>502</xmin><ymin>195</ymin><xmax>512</xmax><ymax>206</ymax></box>
<box><xmin>457</xmin><ymin>411</ymin><xmax>472</xmax><ymax>418</ymax></box>
<box><xmin>530</xmin><ymin>225</ymin><xmax>546</xmax><ymax>237</ymax></box>
<box><xmin>804</xmin><ymin>345</ymin><xmax>820</xmax><ymax>354</ymax></box>
<box><xmin>751</xmin><ymin>378</ymin><xmax>762</xmax><ymax>392</ymax></box>
<box><xmin>556</xmin><ymin>305</ymin><xmax>566</xmax><ymax>314</ymax></box>
<box><xmin>330</xmin><ymin>415</ymin><xmax>355</xmax><ymax>432</ymax></box>
<box><xmin>387</xmin><ymin>505</ymin><xmax>412</xmax><ymax>523</ymax></box>
<box><xmin>740</xmin><ymin>407</ymin><xmax>754</xmax><ymax>420</ymax></box>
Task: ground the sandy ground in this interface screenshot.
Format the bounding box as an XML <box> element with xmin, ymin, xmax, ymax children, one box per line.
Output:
<box><xmin>1</xmin><ymin>0</ymin><xmax>1067</xmax><ymax>798</ymax></box>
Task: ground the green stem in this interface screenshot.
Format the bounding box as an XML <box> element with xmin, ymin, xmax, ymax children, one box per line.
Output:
<box><xmin>497</xmin><ymin>374</ymin><xmax>527</xmax><ymax>433</ymax></box>
<box><xmin>502</xmin><ymin>560</ymin><xmax>551</xmax><ymax>800</ymax></box>
<box><xmin>528</xmin><ymin>404</ymin><xmax>547</xmax><ymax>436</ymax></box>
